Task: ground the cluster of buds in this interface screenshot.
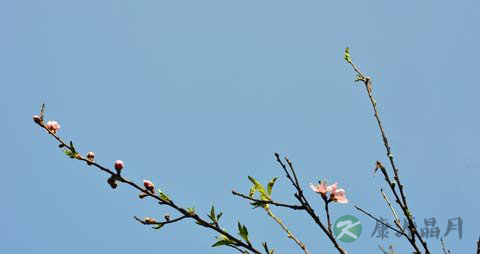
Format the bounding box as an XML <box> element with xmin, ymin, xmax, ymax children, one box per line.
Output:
<box><xmin>86</xmin><ymin>152</ymin><xmax>95</xmax><ymax>165</ymax></box>
<box><xmin>45</xmin><ymin>121</ymin><xmax>61</xmax><ymax>134</ymax></box>
<box><xmin>144</xmin><ymin>180</ymin><xmax>155</xmax><ymax>193</ymax></box>
<box><xmin>310</xmin><ymin>180</ymin><xmax>348</xmax><ymax>204</ymax></box>
<box><xmin>107</xmin><ymin>176</ymin><xmax>117</xmax><ymax>189</ymax></box>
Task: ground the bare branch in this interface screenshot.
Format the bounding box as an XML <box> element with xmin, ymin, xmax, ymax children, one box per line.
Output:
<box><xmin>354</xmin><ymin>205</ymin><xmax>405</xmax><ymax>236</ymax></box>
<box><xmin>346</xmin><ymin>50</ymin><xmax>430</xmax><ymax>254</ymax></box>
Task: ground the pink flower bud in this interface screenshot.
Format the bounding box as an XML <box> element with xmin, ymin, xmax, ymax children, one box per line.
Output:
<box><xmin>33</xmin><ymin>115</ymin><xmax>42</xmax><ymax>124</ymax></box>
<box><xmin>144</xmin><ymin>180</ymin><xmax>155</xmax><ymax>192</ymax></box>
<box><xmin>87</xmin><ymin>152</ymin><xmax>95</xmax><ymax>159</ymax></box>
<box><xmin>86</xmin><ymin>152</ymin><xmax>95</xmax><ymax>165</ymax></box>
<box><xmin>45</xmin><ymin>121</ymin><xmax>61</xmax><ymax>134</ymax></box>
<box><xmin>144</xmin><ymin>217</ymin><xmax>156</xmax><ymax>224</ymax></box>
<box><xmin>114</xmin><ymin>160</ymin><xmax>124</xmax><ymax>171</ymax></box>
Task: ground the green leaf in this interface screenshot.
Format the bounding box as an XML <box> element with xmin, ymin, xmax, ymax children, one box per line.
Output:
<box><xmin>187</xmin><ymin>207</ymin><xmax>196</xmax><ymax>215</ymax></box>
<box><xmin>212</xmin><ymin>235</ymin><xmax>235</xmax><ymax>247</ymax></box>
<box><xmin>267</xmin><ymin>177</ymin><xmax>278</xmax><ymax>196</ymax></box>
<box><xmin>158</xmin><ymin>189</ymin><xmax>170</xmax><ymax>201</ymax></box>
<box><xmin>216</xmin><ymin>212</ymin><xmax>223</xmax><ymax>222</ymax></box>
<box><xmin>64</xmin><ymin>149</ymin><xmax>75</xmax><ymax>159</ymax></box>
<box><xmin>69</xmin><ymin>141</ymin><xmax>76</xmax><ymax>154</ymax></box>
<box><xmin>212</xmin><ymin>240</ymin><xmax>233</xmax><ymax>247</ymax></box>
<box><xmin>344</xmin><ymin>47</ymin><xmax>352</xmax><ymax>62</ymax></box>
<box><xmin>238</xmin><ymin>222</ymin><xmax>249</xmax><ymax>242</ymax></box>
<box><xmin>248</xmin><ymin>176</ymin><xmax>269</xmax><ymax>201</ymax></box>
<box><xmin>249</xmin><ymin>186</ymin><xmax>256</xmax><ymax>198</ymax></box>
<box><xmin>153</xmin><ymin>224</ymin><xmax>164</xmax><ymax>230</ymax></box>
<box><xmin>209</xmin><ymin>205</ymin><xmax>216</xmax><ymax>223</ymax></box>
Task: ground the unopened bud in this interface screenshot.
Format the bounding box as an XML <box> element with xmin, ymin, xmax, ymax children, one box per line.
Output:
<box><xmin>143</xmin><ymin>180</ymin><xmax>155</xmax><ymax>193</ymax></box>
<box><xmin>164</xmin><ymin>214</ymin><xmax>170</xmax><ymax>221</ymax></box>
<box><xmin>33</xmin><ymin>115</ymin><xmax>42</xmax><ymax>125</ymax></box>
<box><xmin>86</xmin><ymin>152</ymin><xmax>95</xmax><ymax>165</ymax></box>
<box><xmin>144</xmin><ymin>217</ymin><xmax>156</xmax><ymax>224</ymax></box>
<box><xmin>107</xmin><ymin>177</ymin><xmax>117</xmax><ymax>189</ymax></box>
<box><xmin>87</xmin><ymin>152</ymin><xmax>95</xmax><ymax>159</ymax></box>
<box><xmin>114</xmin><ymin>160</ymin><xmax>124</xmax><ymax>172</ymax></box>
<box><xmin>138</xmin><ymin>193</ymin><xmax>148</xmax><ymax>199</ymax></box>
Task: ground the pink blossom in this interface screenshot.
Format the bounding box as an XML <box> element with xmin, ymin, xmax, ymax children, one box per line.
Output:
<box><xmin>310</xmin><ymin>181</ymin><xmax>328</xmax><ymax>194</ymax></box>
<box><xmin>310</xmin><ymin>181</ymin><xmax>337</xmax><ymax>195</ymax></box>
<box><xmin>331</xmin><ymin>188</ymin><xmax>348</xmax><ymax>203</ymax></box>
<box><xmin>144</xmin><ymin>180</ymin><xmax>155</xmax><ymax>192</ymax></box>
<box><xmin>114</xmin><ymin>160</ymin><xmax>124</xmax><ymax>171</ymax></box>
<box><xmin>45</xmin><ymin>121</ymin><xmax>61</xmax><ymax>134</ymax></box>
<box><xmin>310</xmin><ymin>180</ymin><xmax>348</xmax><ymax>204</ymax></box>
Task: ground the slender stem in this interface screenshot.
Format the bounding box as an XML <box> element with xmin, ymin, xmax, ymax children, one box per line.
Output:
<box><xmin>265</xmin><ymin>207</ymin><xmax>310</xmax><ymax>254</ymax></box>
<box><xmin>323</xmin><ymin>196</ymin><xmax>332</xmax><ymax>234</ymax></box>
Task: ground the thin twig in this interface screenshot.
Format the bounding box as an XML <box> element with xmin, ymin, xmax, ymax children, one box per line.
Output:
<box><xmin>440</xmin><ymin>237</ymin><xmax>451</xmax><ymax>254</ymax></box>
<box><xmin>232</xmin><ymin>191</ymin><xmax>305</xmax><ymax>210</ymax></box>
<box><xmin>134</xmin><ymin>215</ymin><xmax>187</xmax><ymax>227</ymax></box>
<box><xmin>354</xmin><ymin>205</ymin><xmax>405</xmax><ymax>236</ymax></box>
<box><xmin>381</xmin><ymin>189</ymin><xmax>400</xmax><ymax>228</ymax></box>
<box><xmin>265</xmin><ymin>207</ymin><xmax>310</xmax><ymax>254</ymax></box>
<box><xmin>476</xmin><ymin>235</ymin><xmax>480</xmax><ymax>254</ymax></box>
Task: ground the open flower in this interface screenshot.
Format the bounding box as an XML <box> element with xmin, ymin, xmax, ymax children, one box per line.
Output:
<box><xmin>310</xmin><ymin>180</ymin><xmax>348</xmax><ymax>203</ymax></box>
<box><xmin>329</xmin><ymin>184</ymin><xmax>348</xmax><ymax>203</ymax></box>
<box><xmin>45</xmin><ymin>121</ymin><xmax>61</xmax><ymax>134</ymax></box>
<box><xmin>310</xmin><ymin>181</ymin><xmax>328</xmax><ymax>194</ymax></box>
<box><xmin>310</xmin><ymin>181</ymin><xmax>336</xmax><ymax>195</ymax></box>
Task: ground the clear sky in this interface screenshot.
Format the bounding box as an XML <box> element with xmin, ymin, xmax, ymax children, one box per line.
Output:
<box><xmin>2</xmin><ymin>0</ymin><xmax>479</xmax><ymax>253</ymax></box>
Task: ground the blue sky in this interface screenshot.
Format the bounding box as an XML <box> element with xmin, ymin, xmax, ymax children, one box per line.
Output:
<box><xmin>2</xmin><ymin>0</ymin><xmax>479</xmax><ymax>253</ymax></box>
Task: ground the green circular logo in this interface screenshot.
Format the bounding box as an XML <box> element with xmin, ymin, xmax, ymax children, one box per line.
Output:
<box><xmin>333</xmin><ymin>215</ymin><xmax>362</xmax><ymax>242</ymax></box>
